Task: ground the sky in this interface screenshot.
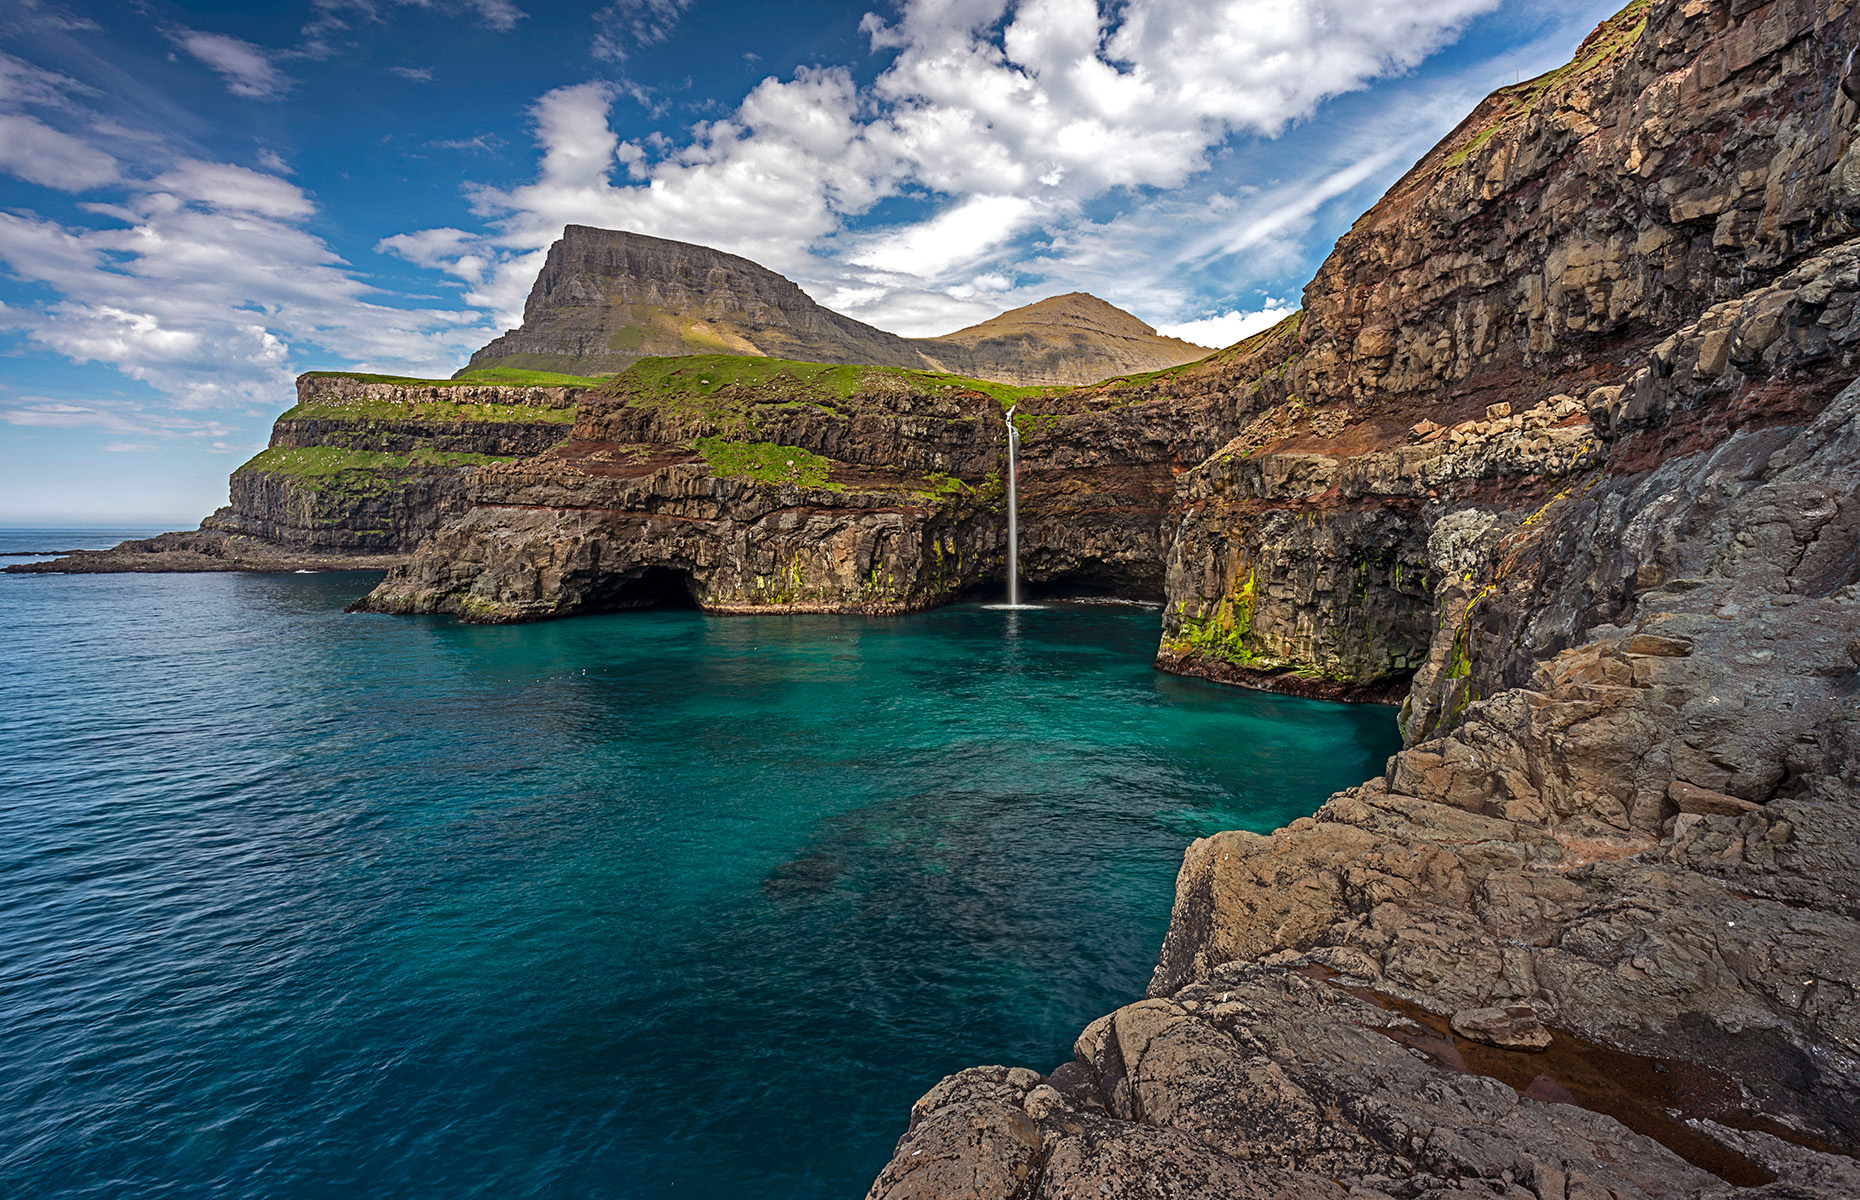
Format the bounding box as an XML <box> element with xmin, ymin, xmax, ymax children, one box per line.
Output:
<box><xmin>0</xmin><ymin>0</ymin><xmax>1626</xmax><ymax>525</ymax></box>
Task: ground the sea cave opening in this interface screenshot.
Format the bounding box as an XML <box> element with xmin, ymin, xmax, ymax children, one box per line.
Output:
<box><xmin>591</xmin><ymin>565</ymin><xmax>700</xmax><ymax>612</ymax></box>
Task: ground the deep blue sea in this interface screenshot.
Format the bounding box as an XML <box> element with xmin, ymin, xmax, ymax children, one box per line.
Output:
<box><xmin>0</xmin><ymin>558</ymin><xmax>1401</xmax><ymax>1200</ymax></box>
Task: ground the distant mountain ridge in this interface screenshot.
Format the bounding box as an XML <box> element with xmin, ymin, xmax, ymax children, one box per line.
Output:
<box><xmin>462</xmin><ymin>226</ymin><xmax>1211</xmax><ymax>387</ymax></box>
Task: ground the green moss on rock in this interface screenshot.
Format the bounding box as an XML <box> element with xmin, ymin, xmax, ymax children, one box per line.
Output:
<box><xmin>695</xmin><ymin>436</ymin><xmax>840</xmax><ymax>490</ymax></box>
<box><xmin>234</xmin><ymin>445</ymin><xmax>513</xmax><ymax>498</ymax></box>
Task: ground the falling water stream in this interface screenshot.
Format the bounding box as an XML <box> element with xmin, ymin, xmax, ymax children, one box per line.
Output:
<box><xmin>1005</xmin><ymin>405</ymin><xmax>1021</xmax><ymax>606</ymax></box>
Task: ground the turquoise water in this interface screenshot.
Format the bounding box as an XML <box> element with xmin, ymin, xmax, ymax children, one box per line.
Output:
<box><xmin>0</xmin><ymin>567</ymin><xmax>1401</xmax><ymax>1199</ymax></box>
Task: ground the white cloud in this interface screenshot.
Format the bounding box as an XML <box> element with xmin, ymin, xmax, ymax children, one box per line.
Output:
<box><xmin>450</xmin><ymin>0</ymin><xmax>1509</xmax><ymax>333</ymax></box>
<box><xmin>389</xmin><ymin>65</ymin><xmax>433</xmax><ymax>81</ymax></box>
<box><xmin>377</xmin><ymin>227</ymin><xmax>492</xmax><ymax>284</ymax></box>
<box><xmin>0</xmin><ymin>112</ymin><xmax>118</xmax><ymax>190</ymax></box>
<box><xmin>171</xmin><ymin>29</ymin><xmax>290</xmax><ymax>100</ymax></box>
<box><xmin>849</xmin><ymin>195</ymin><xmax>1036</xmax><ymax>277</ymax></box>
<box><xmin>1157</xmin><ymin>304</ymin><xmax>1296</xmax><ymax>348</ymax></box>
<box><xmin>305</xmin><ymin>0</ymin><xmax>526</xmax><ymax>42</ymax></box>
<box><xmin>0</xmin><ymin>162</ymin><xmax>496</xmax><ymax>408</ymax></box>
<box><xmin>0</xmin><ymin>50</ymin><xmax>94</xmax><ymax>108</ymax></box>
<box><xmin>0</xmin><ymin>395</ymin><xmax>235</xmax><ymax>439</ymax></box>
<box><xmin>149</xmin><ymin>160</ymin><xmax>316</xmax><ymax>218</ymax></box>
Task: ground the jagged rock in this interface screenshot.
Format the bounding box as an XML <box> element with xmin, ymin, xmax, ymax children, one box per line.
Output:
<box><xmin>870</xmin><ymin>965</ymin><xmax>1860</xmax><ymax>1200</ymax></box>
<box><xmin>870</xmin><ymin>3</ymin><xmax>1860</xmax><ymax>1195</ymax></box>
<box><xmin>1670</xmin><ymin>782</ymin><xmax>1766</xmax><ymax>817</ymax></box>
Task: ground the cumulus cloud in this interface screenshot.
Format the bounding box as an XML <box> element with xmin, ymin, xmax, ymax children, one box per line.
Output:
<box><xmin>0</xmin><ymin>164</ymin><xmax>495</xmax><ymax>408</ymax></box>
<box><xmin>170</xmin><ymin>28</ymin><xmax>290</xmax><ymax>99</ymax></box>
<box><xmin>377</xmin><ymin>227</ymin><xmax>492</xmax><ymax>284</ymax></box>
<box><xmin>1158</xmin><ymin>304</ymin><xmax>1297</xmax><ymax>348</ymax></box>
<box><xmin>445</xmin><ymin>0</ymin><xmax>1508</xmax><ymax>334</ymax></box>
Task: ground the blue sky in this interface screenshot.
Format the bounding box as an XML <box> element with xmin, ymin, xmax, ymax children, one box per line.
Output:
<box><xmin>0</xmin><ymin>0</ymin><xmax>1625</xmax><ymax>525</ymax></box>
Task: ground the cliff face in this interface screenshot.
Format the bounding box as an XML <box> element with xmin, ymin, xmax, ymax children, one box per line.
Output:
<box><xmin>207</xmin><ymin>374</ymin><xmax>580</xmax><ymax>552</ymax></box>
<box><xmin>463</xmin><ymin>226</ymin><xmax>1211</xmax><ymax>387</ymax></box>
<box><xmin>355</xmin><ymin>358</ymin><xmax>1012</xmax><ymax>621</ymax></box>
<box><xmin>868</xmin><ymin>2</ymin><xmax>1860</xmax><ymax>1197</ymax></box>
<box><xmin>1155</xmin><ymin>0</ymin><xmax>1860</xmax><ymax>701</ymax></box>
<box><xmin>353</xmin><ymin>339</ymin><xmax>1286</xmax><ymax>619</ymax></box>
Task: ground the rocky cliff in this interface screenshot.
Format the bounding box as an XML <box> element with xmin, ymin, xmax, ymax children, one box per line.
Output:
<box><xmin>463</xmin><ymin>226</ymin><xmax>1211</xmax><ymax>386</ymax></box>
<box><xmin>866</xmin><ymin>2</ymin><xmax>1860</xmax><ymax>1197</ymax></box>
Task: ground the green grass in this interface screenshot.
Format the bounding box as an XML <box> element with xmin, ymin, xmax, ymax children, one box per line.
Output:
<box><xmin>454</xmin><ymin>367</ymin><xmax>611</xmax><ymax>387</ymax></box>
<box><xmin>300</xmin><ymin>368</ymin><xmax>608</xmax><ymax>389</ymax></box>
<box><xmin>234</xmin><ymin>445</ymin><xmax>514</xmax><ymax>496</ymax></box>
<box><xmin>281</xmin><ymin>397</ymin><xmax>577</xmax><ymax>424</ymax></box>
<box><xmin>695</xmin><ymin>436</ymin><xmax>840</xmax><ymax>490</ymax></box>
<box><xmin>606</xmin><ymin>354</ymin><xmax>1061</xmax><ymax>416</ymax></box>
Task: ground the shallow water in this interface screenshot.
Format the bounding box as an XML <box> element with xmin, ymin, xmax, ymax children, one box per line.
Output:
<box><xmin>0</xmin><ymin>567</ymin><xmax>1400</xmax><ymax>1199</ymax></box>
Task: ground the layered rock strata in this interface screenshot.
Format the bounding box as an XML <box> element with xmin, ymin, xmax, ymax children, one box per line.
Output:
<box><xmin>869</xmin><ymin>2</ymin><xmax>1860</xmax><ymax>1196</ymax></box>
<box><xmin>11</xmin><ymin>374</ymin><xmax>581</xmax><ymax>575</ymax></box>
<box><xmin>354</xmin><ymin>359</ymin><xmax>1011</xmax><ymax>620</ymax></box>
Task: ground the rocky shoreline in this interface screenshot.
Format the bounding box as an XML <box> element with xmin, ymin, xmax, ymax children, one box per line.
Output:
<box><xmin>865</xmin><ymin>2</ymin><xmax>1860</xmax><ymax>1196</ymax></box>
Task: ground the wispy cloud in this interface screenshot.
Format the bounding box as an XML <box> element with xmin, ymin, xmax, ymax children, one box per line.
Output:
<box><xmin>0</xmin><ymin>112</ymin><xmax>118</xmax><ymax>190</ymax></box>
<box><xmin>168</xmin><ymin>28</ymin><xmax>291</xmax><ymax>100</ymax></box>
<box><xmin>389</xmin><ymin>65</ymin><xmax>433</xmax><ymax>81</ymax></box>
<box><xmin>592</xmin><ymin>0</ymin><xmax>693</xmax><ymax>63</ymax></box>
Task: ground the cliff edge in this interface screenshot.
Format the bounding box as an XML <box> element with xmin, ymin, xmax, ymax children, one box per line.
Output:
<box><xmin>866</xmin><ymin>2</ymin><xmax>1860</xmax><ymax>1197</ymax></box>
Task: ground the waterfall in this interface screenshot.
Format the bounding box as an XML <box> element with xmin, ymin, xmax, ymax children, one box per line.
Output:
<box><xmin>1005</xmin><ymin>405</ymin><xmax>1020</xmax><ymax>606</ymax></box>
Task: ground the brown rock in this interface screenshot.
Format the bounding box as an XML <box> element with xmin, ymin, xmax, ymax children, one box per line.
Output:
<box><xmin>1450</xmin><ymin>1004</ymin><xmax>1553</xmax><ymax>1051</ymax></box>
<box><xmin>1485</xmin><ymin>402</ymin><xmax>1513</xmax><ymax>420</ymax></box>
<box><xmin>1620</xmin><ymin>633</ymin><xmax>1695</xmax><ymax>657</ymax></box>
<box><xmin>1669</xmin><ymin>780</ymin><xmax>1764</xmax><ymax>817</ymax></box>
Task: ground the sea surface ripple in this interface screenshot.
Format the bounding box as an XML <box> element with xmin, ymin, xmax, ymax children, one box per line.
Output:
<box><xmin>0</xmin><ymin>566</ymin><xmax>1401</xmax><ymax>1199</ymax></box>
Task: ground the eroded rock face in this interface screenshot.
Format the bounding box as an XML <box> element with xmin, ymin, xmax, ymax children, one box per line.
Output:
<box><xmin>871</xmin><ymin>966</ymin><xmax>1860</xmax><ymax>1200</ymax></box>
<box><xmin>355</xmin><ymin>373</ymin><xmax>1012</xmax><ymax>620</ymax></box>
<box><xmin>1156</xmin><ymin>0</ymin><xmax>1860</xmax><ymax>700</ymax></box>
<box><xmin>870</xmin><ymin>3</ymin><xmax>1860</xmax><ymax>1195</ymax></box>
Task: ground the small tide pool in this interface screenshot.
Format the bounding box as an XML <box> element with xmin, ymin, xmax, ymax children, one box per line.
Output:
<box><xmin>0</xmin><ymin>568</ymin><xmax>1401</xmax><ymax>1199</ymax></box>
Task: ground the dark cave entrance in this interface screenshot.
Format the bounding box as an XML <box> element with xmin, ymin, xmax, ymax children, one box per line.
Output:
<box><xmin>960</xmin><ymin>563</ymin><xmax>1167</xmax><ymax>606</ymax></box>
<box><xmin>592</xmin><ymin>565</ymin><xmax>700</xmax><ymax>612</ymax></box>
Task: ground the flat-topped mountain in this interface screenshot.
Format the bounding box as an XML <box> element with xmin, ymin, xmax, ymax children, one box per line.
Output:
<box><xmin>462</xmin><ymin>226</ymin><xmax>1210</xmax><ymax>387</ymax></box>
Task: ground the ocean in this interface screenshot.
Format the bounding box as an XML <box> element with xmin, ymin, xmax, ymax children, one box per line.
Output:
<box><xmin>0</xmin><ymin>560</ymin><xmax>1400</xmax><ymax>1198</ymax></box>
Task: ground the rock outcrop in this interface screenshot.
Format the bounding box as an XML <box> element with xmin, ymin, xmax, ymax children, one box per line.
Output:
<box><xmin>10</xmin><ymin>373</ymin><xmax>582</xmax><ymax>575</ymax></box>
<box><xmin>354</xmin><ymin>357</ymin><xmax>1011</xmax><ymax>620</ymax></box>
<box><xmin>868</xmin><ymin>2</ymin><xmax>1860</xmax><ymax>1196</ymax></box>
<box><xmin>463</xmin><ymin>226</ymin><xmax>1210</xmax><ymax>386</ymax></box>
